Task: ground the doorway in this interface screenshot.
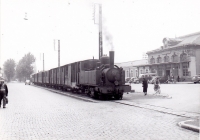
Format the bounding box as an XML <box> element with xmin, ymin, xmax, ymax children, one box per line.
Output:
<box><xmin>166</xmin><ymin>70</ymin><xmax>170</xmax><ymax>77</ymax></box>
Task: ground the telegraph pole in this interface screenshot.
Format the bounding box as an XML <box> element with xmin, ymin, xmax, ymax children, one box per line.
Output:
<box><xmin>99</xmin><ymin>4</ymin><xmax>103</xmax><ymax>59</ymax></box>
<box><xmin>58</xmin><ymin>40</ymin><xmax>60</xmax><ymax>67</ymax></box>
<box><xmin>54</xmin><ymin>39</ymin><xmax>60</xmax><ymax>67</ymax></box>
<box><xmin>93</xmin><ymin>4</ymin><xmax>103</xmax><ymax>59</ymax></box>
<box><xmin>43</xmin><ymin>53</ymin><xmax>44</xmax><ymax>71</ymax></box>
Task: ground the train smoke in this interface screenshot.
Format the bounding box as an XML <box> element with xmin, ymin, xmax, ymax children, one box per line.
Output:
<box><xmin>103</xmin><ymin>27</ymin><xmax>114</xmax><ymax>51</ymax></box>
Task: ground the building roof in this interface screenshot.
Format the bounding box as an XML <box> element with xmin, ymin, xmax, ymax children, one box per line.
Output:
<box><xmin>115</xmin><ymin>59</ymin><xmax>148</xmax><ymax>67</ymax></box>
<box><xmin>176</xmin><ymin>33</ymin><xmax>200</xmax><ymax>47</ymax></box>
<box><xmin>147</xmin><ymin>31</ymin><xmax>200</xmax><ymax>54</ymax></box>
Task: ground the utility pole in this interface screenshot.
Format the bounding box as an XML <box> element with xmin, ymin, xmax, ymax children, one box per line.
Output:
<box><xmin>40</xmin><ymin>53</ymin><xmax>44</xmax><ymax>72</ymax></box>
<box><xmin>43</xmin><ymin>53</ymin><xmax>44</xmax><ymax>71</ymax></box>
<box><xmin>93</xmin><ymin>4</ymin><xmax>103</xmax><ymax>59</ymax></box>
<box><xmin>99</xmin><ymin>4</ymin><xmax>103</xmax><ymax>59</ymax></box>
<box><xmin>54</xmin><ymin>39</ymin><xmax>60</xmax><ymax>67</ymax></box>
<box><xmin>58</xmin><ymin>40</ymin><xmax>60</xmax><ymax>67</ymax></box>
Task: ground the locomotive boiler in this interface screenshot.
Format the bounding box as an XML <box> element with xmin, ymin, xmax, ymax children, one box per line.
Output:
<box><xmin>32</xmin><ymin>51</ymin><xmax>131</xmax><ymax>100</ymax></box>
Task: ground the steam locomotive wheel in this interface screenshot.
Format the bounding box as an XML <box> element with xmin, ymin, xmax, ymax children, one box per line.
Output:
<box><xmin>114</xmin><ymin>95</ymin><xmax>123</xmax><ymax>100</ymax></box>
<box><xmin>90</xmin><ymin>90</ymin><xmax>99</xmax><ymax>99</ymax></box>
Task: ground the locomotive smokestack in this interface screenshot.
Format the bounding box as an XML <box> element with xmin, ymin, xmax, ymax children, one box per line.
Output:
<box><xmin>109</xmin><ymin>51</ymin><xmax>114</xmax><ymax>68</ymax></box>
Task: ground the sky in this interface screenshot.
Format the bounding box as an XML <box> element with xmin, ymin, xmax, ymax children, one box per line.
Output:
<box><xmin>1</xmin><ymin>0</ymin><xmax>200</xmax><ymax>71</ymax></box>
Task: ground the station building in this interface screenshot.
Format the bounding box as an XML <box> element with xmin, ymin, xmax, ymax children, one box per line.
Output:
<box><xmin>115</xmin><ymin>59</ymin><xmax>148</xmax><ymax>78</ymax></box>
<box><xmin>116</xmin><ymin>31</ymin><xmax>200</xmax><ymax>81</ymax></box>
<box><xmin>136</xmin><ymin>31</ymin><xmax>200</xmax><ymax>80</ymax></box>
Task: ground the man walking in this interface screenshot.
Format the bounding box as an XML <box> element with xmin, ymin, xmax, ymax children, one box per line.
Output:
<box><xmin>142</xmin><ymin>78</ymin><xmax>148</xmax><ymax>96</ymax></box>
<box><xmin>0</xmin><ymin>79</ymin><xmax>8</xmax><ymax>108</ymax></box>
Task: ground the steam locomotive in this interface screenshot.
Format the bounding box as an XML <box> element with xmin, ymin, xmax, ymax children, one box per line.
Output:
<box><xmin>32</xmin><ymin>51</ymin><xmax>131</xmax><ymax>100</ymax></box>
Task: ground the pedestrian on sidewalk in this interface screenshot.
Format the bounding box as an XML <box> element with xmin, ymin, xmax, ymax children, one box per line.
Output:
<box><xmin>142</xmin><ymin>78</ymin><xmax>148</xmax><ymax>96</ymax></box>
<box><xmin>171</xmin><ymin>75</ymin><xmax>174</xmax><ymax>83</ymax></box>
<box><xmin>0</xmin><ymin>79</ymin><xmax>8</xmax><ymax>108</ymax></box>
<box><xmin>177</xmin><ymin>76</ymin><xmax>180</xmax><ymax>82</ymax></box>
<box><xmin>154</xmin><ymin>77</ymin><xmax>161</xmax><ymax>94</ymax></box>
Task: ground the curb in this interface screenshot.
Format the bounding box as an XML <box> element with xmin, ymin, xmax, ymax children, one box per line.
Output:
<box><xmin>115</xmin><ymin>100</ymin><xmax>200</xmax><ymax>120</ymax></box>
<box><xmin>178</xmin><ymin>120</ymin><xmax>200</xmax><ymax>133</ymax></box>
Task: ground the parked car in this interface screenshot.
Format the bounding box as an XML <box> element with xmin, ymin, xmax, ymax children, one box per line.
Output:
<box><xmin>138</xmin><ymin>73</ymin><xmax>157</xmax><ymax>83</ymax></box>
<box><xmin>125</xmin><ymin>77</ymin><xmax>131</xmax><ymax>83</ymax></box>
<box><xmin>129</xmin><ymin>77</ymin><xmax>139</xmax><ymax>84</ymax></box>
<box><xmin>25</xmin><ymin>80</ymin><xmax>31</xmax><ymax>85</ymax></box>
<box><xmin>191</xmin><ymin>74</ymin><xmax>200</xmax><ymax>84</ymax></box>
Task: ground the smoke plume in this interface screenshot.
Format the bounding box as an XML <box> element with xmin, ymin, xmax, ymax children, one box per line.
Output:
<box><xmin>103</xmin><ymin>27</ymin><xmax>114</xmax><ymax>51</ymax></box>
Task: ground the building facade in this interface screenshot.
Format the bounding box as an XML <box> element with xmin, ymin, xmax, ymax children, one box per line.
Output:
<box><xmin>115</xmin><ymin>59</ymin><xmax>148</xmax><ymax>78</ymax></box>
<box><xmin>137</xmin><ymin>32</ymin><xmax>200</xmax><ymax>80</ymax></box>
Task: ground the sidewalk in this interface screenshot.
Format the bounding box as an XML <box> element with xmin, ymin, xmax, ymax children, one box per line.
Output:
<box><xmin>122</xmin><ymin>93</ymin><xmax>200</xmax><ymax>133</ymax></box>
<box><xmin>176</xmin><ymin>82</ymin><xmax>194</xmax><ymax>84</ymax></box>
<box><xmin>178</xmin><ymin>120</ymin><xmax>200</xmax><ymax>133</ymax></box>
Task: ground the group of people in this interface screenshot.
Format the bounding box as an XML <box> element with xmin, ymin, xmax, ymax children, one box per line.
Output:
<box><xmin>0</xmin><ymin>79</ymin><xmax>8</xmax><ymax>108</ymax></box>
<box><xmin>142</xmin><ymin>77</ymin><xmax>160</xmax><ymax>96</ymax></box>
<box><xmin>166</xmin><ymin>75</ymin><xmax>181</xmax><ymax>84</ymax></box>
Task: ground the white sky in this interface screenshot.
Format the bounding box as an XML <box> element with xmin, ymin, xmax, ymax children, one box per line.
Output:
<box><xmin>1</xmin><ymin>0</ymin><xmax>200</xmax><ymax>71</ymax></box>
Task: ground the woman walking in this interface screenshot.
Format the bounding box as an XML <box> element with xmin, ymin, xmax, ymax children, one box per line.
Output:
<box><xmin>154</xmin><ymin>77</ymin><xmax>161</xmax><ymax>94</ymax></box>
<box><xmin>142</xmin><ymin>78</ymin><xmax>148</xmax><ymax>96</ymax></box>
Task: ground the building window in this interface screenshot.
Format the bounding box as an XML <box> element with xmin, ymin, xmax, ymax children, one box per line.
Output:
<box><xmin>182</xmin><ymin>62</ymin><xmax>189</xmax><ymax>76</ymax></box>
<box><xmin>164</xmin><ymin>55</ymin><xmax>169</xmax><ymax>62</ymax></box>
<box><xmin>157</xmin><ymin>56</ymin><xmax>162</xmax><ymax>63</ymax></box>
<box><xmin>150</xmin><ymin>57</ymin><xmax>155</xmax><ymax>64</ymax></box>
<box><xmin>126</xmin><ymin>71</ymin><xmax>129</xmax><ymax>77</ymax></box>
<box><xmin>135</xmin><ymin>70</ymin><xmax>138</xmax><ymax>77</ymax></box>
<box><xmin>140</xmin><ymin>69</ymin><xmax>143</xmax><ymax>74</ymax></box>
<box><xmin>146</xmin><ymin>69</ymin><xmax>148</xmax><ymax>73</ymax></box>
<box><xmin>171</xmin><ymin>54</ymin><xmax>178</xmax><ymax>62</ymax></box>
<box><xmin>130</xmin><ymin>70</ymin><xmax>133</xmax><ymax>77</ymax></box>
<box><xmin>180</xmin><ymin>53</ymin><xmax>187</xmax><ymax>62</ymax></box>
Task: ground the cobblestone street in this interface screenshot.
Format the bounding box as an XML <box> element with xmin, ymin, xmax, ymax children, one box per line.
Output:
<box><xmin>0</xmin><ymin>83</ymin><xmax>199</xmax><ymax>140</ymax></box>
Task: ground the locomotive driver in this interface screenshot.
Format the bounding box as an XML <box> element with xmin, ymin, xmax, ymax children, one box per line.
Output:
<box><xmin>0</xmin><ymin>79</ymin><xmax>8</xmax><ymax>108</ymax></box>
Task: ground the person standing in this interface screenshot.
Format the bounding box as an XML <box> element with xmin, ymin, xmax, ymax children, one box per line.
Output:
<box><xmin>154</xmin><ymin>78</ymin><xmax>161</xmax><ymax>94</ymax></box>
<box><xmin>177</xmin><ymin>76</ymin><xmax>180</xmax><ymax>82</ymax></box>
<box><xmin>171</xmin><ymin>75</ymin><xmax>174</xmax><ymax>83</ymax></box>
<box><xmin>0</xmin><ymin>79</ymin><xmax>8</xmax><ymax>108</ymax></box>
<box><xmin>142</xmin><ymin>78</ymin><xmax>148</xmax><ymax>96</ymax></box>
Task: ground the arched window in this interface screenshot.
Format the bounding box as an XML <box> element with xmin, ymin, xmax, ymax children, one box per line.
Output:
<box><xmin>157</xmin><ymin>56</ymin><xmax>162</xmax><ymax>63</ymax></box>
<box><xmin>150</xmin><ymin>57</ymin><xmax>155</xmax><ymax>64</ymax></box>
<box><xmin>126</xmin><ymin>71</ymin><xmax>129</xmax><ymax>77</ymax></box>
<box><xmin>135</xmin><ymin>69</ymin><xmax>138</xmax><ymax>77</ymax></box>
<box><xmin>164</xmin><ymin>55</ymin><xmax>169</xmax><ymax>62</ymax></box>
<box><xmin>130</xmin><ymin>70</ymin><xmax>133</xmax><ymax>77</ymax></box>
<box><xmin>180</xmin><ymin>53</ymin><xmax>187</xmax><ymax>62</ymax></box>
<box><xmin>140</xmin><ymin>69</ymin><xmax>143</xmax><ymax>74</ymax></box>
<box><xmin>171</xmin><ymin>53</ymin><xmax>178</xmax><ymax>62</ymax></box>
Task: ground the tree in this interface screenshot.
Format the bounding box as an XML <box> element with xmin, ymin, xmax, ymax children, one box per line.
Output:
<box><xmin>3</xmin><ymin>59</ymin><xmax>16</xmax><ymax>82</ymax></box>
<box><xmin>16</xmin><ymin>52</ymin><xmax>35</xmax><ymax>81</ymax></box>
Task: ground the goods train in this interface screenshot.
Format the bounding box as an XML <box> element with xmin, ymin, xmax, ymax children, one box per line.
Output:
<box><xmin>32</xmin><ymin>51</ymin><xmax>131</xmax><ymax>100</ymax></box>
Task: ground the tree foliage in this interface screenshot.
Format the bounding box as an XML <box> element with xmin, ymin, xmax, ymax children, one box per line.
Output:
<box><xmin>3</xmin><ymin>59</ymin><xmax>16</xmax><ymax>82</ymax></box>
<box><xmin>16</xmin><ymin>53</ymin><xmax>35</xmax><ymax>81</ymax></box>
